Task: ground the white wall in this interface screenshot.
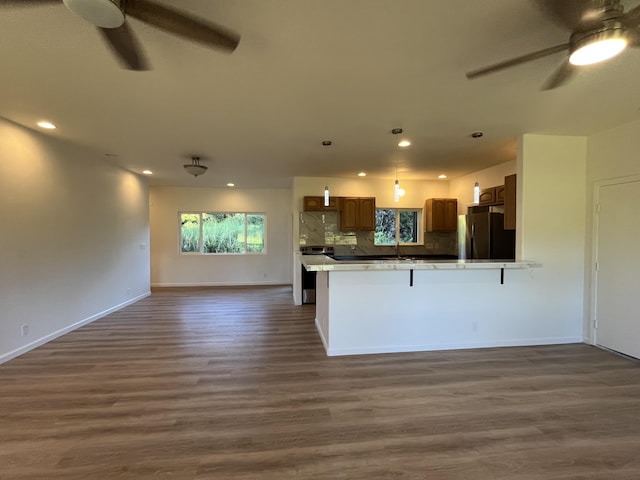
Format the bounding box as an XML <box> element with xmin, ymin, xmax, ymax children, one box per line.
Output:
<box><xmin>149</xmin><ymin>186</ymin><xmax>292</xmax><ymax>286</ymax></box>
<box><xmin>584</xmin><ymin>118</ymin><xmax>640</xmax><ymax>341</ymax></box>
<box><xmin>0</xmin><ymin>118</ymin><xmax>150</xmax><ymax>363</ymax></box>
<box><xmin>518</xmin><ymin>134</ymin><xmax>587</xmax><ymax>341</ymax></box>
<box><xmin>449</xmin><ymin>160</ymin><xmax>517</xmax><ymax>214</ymax></box>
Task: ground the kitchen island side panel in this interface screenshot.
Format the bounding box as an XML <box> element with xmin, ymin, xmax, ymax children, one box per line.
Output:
<box><xmin>321</xmin><ymin>269</ymin><xmax>580</xmax><ymax>356</ymax></box>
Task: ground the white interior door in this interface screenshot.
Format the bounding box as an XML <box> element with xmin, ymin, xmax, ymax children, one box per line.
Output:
<box><xmin>594</xmin><ymin>178</ymin><xmax>640</xmax><ymax>359</ymax></box>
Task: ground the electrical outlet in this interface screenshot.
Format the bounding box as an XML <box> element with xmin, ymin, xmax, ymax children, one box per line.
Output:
<box><xmin>21</xmin><ymin>324</ymin><xmax>29</xmax><ymax>336</ymax></box>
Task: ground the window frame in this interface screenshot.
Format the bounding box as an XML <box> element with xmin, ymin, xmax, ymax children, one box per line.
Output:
<box><xmin>374</xmin><ymin>208</ymin><xmax>422</xmax><ymax>246</ymax></box>
<box><xmin>178</xmin><ymin>211</ymin><xmax>267</xmax><ymax>255</ymax></box>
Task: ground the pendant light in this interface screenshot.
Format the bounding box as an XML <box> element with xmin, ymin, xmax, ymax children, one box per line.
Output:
<box><xmin>391</xmin><ymin>128</ymin><xmax>407</xmax><ymax>202</ymax></box>
<box><xmin>473</xmin><ymin>181</ymin><xmax>480</xmax><ymax>204</ymax></box>
<box><xmin>322</xmin><ymin>140</ymin><xmax>332</xmax><ymax>206</ymax></box>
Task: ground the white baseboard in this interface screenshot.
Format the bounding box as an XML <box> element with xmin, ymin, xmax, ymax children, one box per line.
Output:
<box><xmin>151</xmin><ymin>281</ymin><xmax>292</xmax><ymax>288</ymax></box>
<box><xmin>324</xmin><ymin>337</ymin><xmax>583</xmax><ymax>357</ymax></box>
<box><xmin>0</xmin><ymin>291</ymin><xmax>151</xmax><ymax>365</ymax></box>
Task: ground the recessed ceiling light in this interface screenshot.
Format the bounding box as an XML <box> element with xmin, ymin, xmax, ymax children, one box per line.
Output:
<box><xmin>37</xmin><ymin>121</ymin><xmax>56</xmax><ymax>129</ymax></box>
<box><xmin>142</xmin><ymin>170</ymin><xmax>153</xmax><ymax>175</ymax></box>
<box><xmin>471</xmin><ymin>131</ymin><xmax>483</xmax><ymax>138</ymax></box>
<box><xmin>227</xmin><ymin>183</ymin><xmax>235</xmax><ymax>187</ymax></box>
<box><xmin>398</xmin><ymin>140</ymin><xmax>411</xmax><ymax>147</ymax></box>
<box><xmin>358</xmin><ymin>172</ymin><xmax>367</xmax><ymax>177</ymax></box>
<box><xmin>438</xmin><ymin>174</ymin><xmax>447</xmax><ymax>179</ymax></box>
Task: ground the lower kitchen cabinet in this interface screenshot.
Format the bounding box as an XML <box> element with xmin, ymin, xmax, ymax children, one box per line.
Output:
<box><xmin>425</xmin><ymin>198</ymin><xmax>458</xmax><ymax>232</ymax></box>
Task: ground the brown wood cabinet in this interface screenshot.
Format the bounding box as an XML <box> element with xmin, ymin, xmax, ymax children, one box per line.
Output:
<box><xmin>504</xmin><ymin>174</ymin><xmax>516</xmax><ymax>230</ymax></box>
<box><xmin>425</xmin><ymin>198</ymin><xmax>458</xmax><ymax>232</ymax></box>
<box><xmin>340</xmin><ymin>197</ymin><xmax>376</xmax><ymax>231</ymax></box>
<box><xmin>303</xmin><ymin>196</ymin><xmax>338</xmax><ymax>211</ymax></box>
<box><xmin>478</xmin><ymin>185</ymin><xmax>505</xmax><ymax>206</ymax></box>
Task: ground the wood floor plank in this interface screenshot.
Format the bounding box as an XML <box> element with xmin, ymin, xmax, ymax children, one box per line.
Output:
<box><xmin>1</xmin><ymin>285</ymin><xmax>640</xmax><ymax>479</ymax></box>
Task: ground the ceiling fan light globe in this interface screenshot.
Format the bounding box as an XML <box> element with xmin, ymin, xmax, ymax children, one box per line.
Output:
<box><xmin>569</xmin><ymin>34</ymin><xmax>627</xmax><ymax>66</ymax></box>
<box><xmin>63</xmin><ymin>0</ymin><xmax>125</xmax><ymax>28</ymax></box>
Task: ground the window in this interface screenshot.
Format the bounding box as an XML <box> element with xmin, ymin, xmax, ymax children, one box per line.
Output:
<box><xmin>180</xmin><ymin>212</ymin><xmax>266</xmax><ymax>254</ymax></box>
<box><xmin>375</xmin><ymin>208</ymin><xmax>421</xmax><ymax>245</ymax></box>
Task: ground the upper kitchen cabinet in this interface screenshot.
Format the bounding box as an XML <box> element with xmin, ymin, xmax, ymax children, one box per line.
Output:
<box><xmin>303</xmin><ymin>196</ymin><xmax>338</xmax><ymax>211</ymax></box>
<box><xmin>504</xmin><ymin>174</ymin><xmax>516</xmax><ymax>230</ymax></box>
<box><xmin>425</xmin><ymin>198</ymin><xmax>458</xmax><ymax>232</ymax></box>
<box><xmin>478</xmin><ymin>185</ymin><xmax>505</xmax><ymax>206</ymax></box>
<box><xmin>340</xmin><ymin>197</ymin><xmax>376</xmax><ymax>231</ymax></box>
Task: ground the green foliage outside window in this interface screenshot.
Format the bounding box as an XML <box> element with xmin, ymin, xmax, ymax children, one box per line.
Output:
<box><xmin>180</xmin><ymin>212</ymin><xmax>266</xmax><ymax>254</ymax></box>
<box><xmin>375</xmin><ymin>209</ymin><xmax>396</xmax><ymax>245</ymax></box>
<box><xmin>180</xmin><ymin>213</ymin><xmax>200</xmax><ymax>252</ymax></box>
<box><xmin>375</xmin><ymin>208</ymin><xmax>420</xmax><ymax>245</ymax></box>
<box><xmin>246</xmin><ymin>214</ymin><xmax>265</xmax><ymax>252</ymax></box>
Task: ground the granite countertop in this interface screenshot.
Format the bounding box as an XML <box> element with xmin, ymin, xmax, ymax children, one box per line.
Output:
<box><xmin>301</xmin><ymin>255</ymin><xmax>542</xmax><ymax>272</ymax></box>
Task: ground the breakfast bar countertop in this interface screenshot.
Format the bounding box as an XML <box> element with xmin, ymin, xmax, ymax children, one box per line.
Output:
<box><xmin>301</xmin><ymin>255</ymin><xmax>541</xmax><ymax>272</ymax></box>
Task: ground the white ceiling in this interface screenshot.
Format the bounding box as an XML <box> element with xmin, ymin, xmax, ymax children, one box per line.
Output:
<box><xmin>2</xmin><ymin>0</ymin><xmax>640</xmax><ymax>188</ymax></box>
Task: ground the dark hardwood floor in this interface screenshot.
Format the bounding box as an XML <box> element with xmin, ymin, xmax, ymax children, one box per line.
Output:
<box><xmin>1</xmin><ymin>286</ymin><xmax>640</xmax><ymax>479</ymax></box>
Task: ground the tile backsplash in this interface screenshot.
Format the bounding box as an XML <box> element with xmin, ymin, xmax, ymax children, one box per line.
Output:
<box><xmin>298</xmin><ymin>211</ymin><xmax>457</xmax><ymax>256</ymax></box>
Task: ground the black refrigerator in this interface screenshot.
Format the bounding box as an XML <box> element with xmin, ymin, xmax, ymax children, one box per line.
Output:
<box><xmin>458</xmin><ymin>212</ymin><xmax>515</xmax><ymax>260</ymax></box>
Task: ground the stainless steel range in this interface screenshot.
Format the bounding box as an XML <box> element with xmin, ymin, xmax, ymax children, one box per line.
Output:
<box><xmin>300</xmin><ymin>246</ymin><xmax>334</xmax><ymax>304</ymax></box>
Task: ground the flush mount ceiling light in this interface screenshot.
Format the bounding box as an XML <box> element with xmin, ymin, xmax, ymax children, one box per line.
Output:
<box><xmin>63</xmin><ymin>0</ymin><xmax>125</xmax><ymax>28</ymax></box>
<box><xmin>184</xmin><ymin>156</ymin><xmax>207</xmax><ymax>177</ymax></box>
<box><xmin>37</xmin><ymin>121</ymin><xmax>56</xmax><ymax>129</ymax></box>
<box><xmin>569</xmin><ymin>23</ymin><xmax>627</xmax><ymax>65</ymax></box>
<box><xmin>142</xmin><ymin>170</ymin><xmax>153</xmax><ymax>175</ymax></box>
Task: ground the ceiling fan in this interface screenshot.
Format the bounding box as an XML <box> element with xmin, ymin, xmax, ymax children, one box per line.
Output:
<box><xmin>466</xmin><ymin>0</ymin><xmax>640</xmax><ymax>90</ymax></box>
<box><xmin>0</xmin><ymin>0</ymin><xmax>240</xmax><ymax>70</ymax></box>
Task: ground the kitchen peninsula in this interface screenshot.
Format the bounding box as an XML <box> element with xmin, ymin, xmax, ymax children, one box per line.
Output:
<box><xmin>302</xmin><ymin>256</ymin><xmax>545</xmax><ymax>356</ymax></box>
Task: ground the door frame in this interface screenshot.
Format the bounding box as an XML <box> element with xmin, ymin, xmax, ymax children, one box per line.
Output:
<box><xmin>590</xmin><ymin>173</ymin><xmax>640</xmax><ymax>346</ymax></box>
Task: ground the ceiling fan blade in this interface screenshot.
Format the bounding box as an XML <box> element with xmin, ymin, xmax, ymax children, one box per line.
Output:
<box><xmin>466</xmin><ymin>43</ymin><xmax>569</xmax><ymax>79</ymax></box>
<box><xmin>541</xmin><ymin>58</ymin><xmax>576</xmax><ymax>90</ymax></box>
<box><xmin>124</xmin><ymin>0</ymin><xmax>240</xmax><ymax>52</ymax></box>
<box><xmin>621</xmin><ymin>4</ymin><xmax>640</xmax><ymax>28</ymax></box>
<box><xmin>98</xmin><ymin>22</ymin><xmax>149</xmax><ymax>71</ymax></box>
<box><xmin>0</xmin><ymin>0</ymin><xmax>58</xmax><ymax>5</ymax></box>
